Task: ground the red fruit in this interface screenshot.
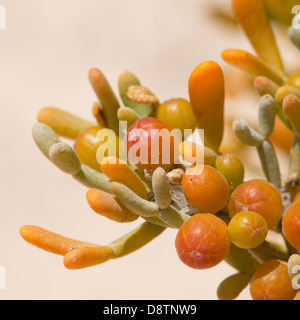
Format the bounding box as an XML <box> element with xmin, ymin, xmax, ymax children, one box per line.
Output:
<box><xmin>124</xmin><ymin>117</ymin><xmax>179</xmax><ymax>170</ymax></box>
<box><xmin>175</xmin><ymin>213</ymin><xmax>231</xmax><ymax>269</ymax></box>
<box><xmin>282</xmin><ymin>200</ymin><xmax>300</xmax><ymax>250</ymax></box>
<box><xmin>228</xmin><ymin>179</ymin><xmax>283</xmax><ymax>229</ymax></box>
<box><xmin>181</xmin><ymin>165</ymin><xmax>230</xmax><ymax>213</ymax></box>
<box><xmin>250</xmin><ymin>259</ymin><xmax>297</xmax><ymax>300</ymax></box>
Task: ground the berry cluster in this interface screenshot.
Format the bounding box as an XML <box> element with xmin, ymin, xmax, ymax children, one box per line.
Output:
<box><xmin>20</xmin><ymin>0</ymin><xmax>300</xmax><ymax>300</ymax></box>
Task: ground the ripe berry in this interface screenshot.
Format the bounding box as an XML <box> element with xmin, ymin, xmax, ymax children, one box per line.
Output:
<box><xmin>125</xmin><ymin>117</ymin><xmax>179</xmax><ymax>170</ymax></box>
<box><xmin>282</xmin><ymin>200</ymin><xmax>300</xmax><ymax>250</ymax></box>
<box><xmin>181</xmin><ymin>165</ymin><xmax>230</xmax><ymax>213</ymax></box>
<box><xmin>175</xmin><ymin>213</ymin><xmax>231</xmax><ymax>269</ymax></box>
<box><xmin>250</xmin><ymin>259</ymin><xmax>297</xmax><ymax>300</ymax></box>
<box><xmin>228</xmin><ymin>179</ymin><xmax>283</xmax><ymax>228</ymax></box>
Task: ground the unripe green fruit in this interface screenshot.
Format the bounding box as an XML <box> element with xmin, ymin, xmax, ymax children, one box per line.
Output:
<box><xmin>215</xmin><ymin>153</ymin><xmax>244</xmax><ymax>190</ymax></box>
<box><xmin>155</xmin><ymin>98</ymin><xmax>196</xmax><ymax>136</ymax></box>
<box><xmin>228</xmin><ymin>211</ymin><xmax>268</xmax><ymax>249</ymax></box>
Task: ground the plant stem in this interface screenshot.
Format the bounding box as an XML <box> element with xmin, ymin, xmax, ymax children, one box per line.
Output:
<box><xmin>158</xmin><ymin>206</ymin><xmax>190</xmax><ymax>229</ymax></box>
<box><xmin>257</xmin><ymin>140</ymin><xmax>281</xmax><ymax>188</ymax></box>
<box><xmin>275</xmin><ymin>103</ymin><xmax>293</xmax><ymax>131</ymax></box>
<box><xmin>289</xmin><ymin>136</ymin><xmax>300</xmax><ymax>178</ymax></box>
<box><xmin>248</xmin><ymin>241</ymin><xmax>288</xmax><ymax>264</ymax></box>
<box><xmin>108</xmin><ymin>222</ymin><xmax>165</xmax><ymax>258</ymax></box>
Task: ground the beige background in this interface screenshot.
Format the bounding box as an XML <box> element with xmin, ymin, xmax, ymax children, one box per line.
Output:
<box><xmin>0</xmin><ymin>0</ymin><xmax>297</xmax><ymax>300</ymax></box>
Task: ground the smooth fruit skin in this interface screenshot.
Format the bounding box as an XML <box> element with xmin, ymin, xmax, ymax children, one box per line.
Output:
<box><xmin>125</xmin><ymin>117</ymin><xmax>179</xmax><ymax>170</ymax></box>
<box><xmin>181</xmin><ymin>165</ymin><xmax>230</xmax><ymax>213</ymax></box>
<box><xmin>228</xmin><ymin>211</ymin><xmax>268</xmax><ymax>249</ymax></box>
<box><xmin>282</xmin><ymin>200</ymin><xmax>300</xmax><ymax>250</ymax></box>
<box><xmin>250</xmin><ymin>260</ymin><xmax>297</xmax><ymax>300</ymax></box>
<box><xmin>228</xmin><ymin>179</ymin><xmax>283</xmax><ymax>229</ymax></box>
<box><xmin>175</xmin><ymin>214</ymin><xmax>231</xmax><ymax>269</ymax></box>
<box><xmin>215</xmin><ymin>153</ymin><xmax>244</xmax><ymax>191</ymax></box>
<box><xmin>74</xmin><ymin>126</ymin><xmax>120</xmax><ymax>172</ymax></box>
<box><xmin>188</xmin><ymin>61</ymin><xmax>224</xmax><ymax>152</ymax></box>
<box><xmin>155</xmin><ymin>98</ymin><xmax>196</xmax><ymax>137</ymax></box>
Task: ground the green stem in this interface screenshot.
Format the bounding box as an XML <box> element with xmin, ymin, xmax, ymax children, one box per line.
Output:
<box><xmin>108</xmin><ymin>222</ymin><xmax>165</xmax><ymax>258</ymax></box>
<box><xmin>158</xmin><ymin>206</ymin><xmax>190</xmax><ymax>229</ymax></box>
<box><xmin>257</xmin><ymin>140</ymin><xmax>281</xmax><ymax>188</ymax></box>
<box><xmin>233</xmin><ymin>118</ymin><xmax>263</xmax><ymax>146</ymax></box>
<box><xmin>275</xmin><ymin>103</ymin><xmax>293</xmax><ymax>131</ymax></box>
<box><xmin>248</xmin><ymin>241</ymin><xmax>288</xmax><ymax>264</ymax></box>
<box><xmin>289</xmin><ymin>136</ymin><xmax>300</xmax><ymax>178</ymax></box>
<box><xmin>143</xmin><ymin>216</ymin><xmax>170</xmax><ymax>228</ymax></box>
<box><xmin>72</xmin><ymin>165</ymin><xmax>110</xmax><ymax>193</ymax></box>
<box><xmin>258</xmin><ymin>94</ymin><xmax>276</xmax><ymax>139</ymax></box>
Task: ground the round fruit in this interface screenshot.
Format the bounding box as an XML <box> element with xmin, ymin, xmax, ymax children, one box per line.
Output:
<box><xmin>228</xmin><ymin>211</ymin><xmax>268</xmax><ymax>249</ymax></box>
<box><xmin>250</xmin><ymin>259</ymin><xmax>297</xmax><ymax>300</ymax></box>
<box><xmin>181</xmin><ymin>165</ymin><xmax>230</xmax><ymax>213</ymax></box>
<box><xmin>74</xmin><ymin>126</ymin><xmax>119</xmax><ymax>172</ymax></box>
<box><xmin>215</xmin><ymin>153</ymin><xmax>244</xmax><ymax>190</ymax></box>
<box><xmin>124</xmin><ymin>117</ymin><xmax>179</xmax><ymax>170</ymax></box>
<box><xmin>175</xmin><ymin>213</ymin><xmax>231</xmax><ymax>269</ymax></box>
<box><xmin>228</xmin><ymin>179</ymin><xmax>283</xmax><ymax>229</ymax></box>
<box><xmin>155</xmin><ymin>98</ymin><xmax>196</xmax><ymax>137</ymax></box>
<box><xmin>282</xmin><ymin>200</ymin><xmax>300</xmax><ymax>250</ymax></box>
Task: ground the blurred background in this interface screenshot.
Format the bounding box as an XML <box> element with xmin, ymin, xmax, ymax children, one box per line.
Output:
<box><xmin>0</xmin><ymin>0</ymin><xmax>298</xmax><ymax>300</ymax></box>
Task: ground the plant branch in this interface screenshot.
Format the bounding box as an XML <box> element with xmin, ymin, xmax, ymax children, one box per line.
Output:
<box><xmin>257</xmin><ymin>140</ymin><xmax>281</xmax><ymax>188</ymax></box>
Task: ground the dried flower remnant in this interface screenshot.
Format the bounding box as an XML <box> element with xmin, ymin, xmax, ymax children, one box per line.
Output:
<box><xmin>167</xmin><ymin>168</ymin><xmax>185</xmax><ymax>185</ymax></box>
<box><xmin>21</xmin><ymin>0</ymin><xmax>300</xmax><ymax>300</ymax></box>
<box><xmin>127</xmin><ymin>85</ymin><xmax>160</xmax><ymax>108</ymax></box>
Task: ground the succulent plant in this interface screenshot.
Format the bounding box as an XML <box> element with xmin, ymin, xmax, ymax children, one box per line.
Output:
<box><xmin>20</xmin><ymin>0</ymin><xmax>300</xmax><ymax>300</ymax></box>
